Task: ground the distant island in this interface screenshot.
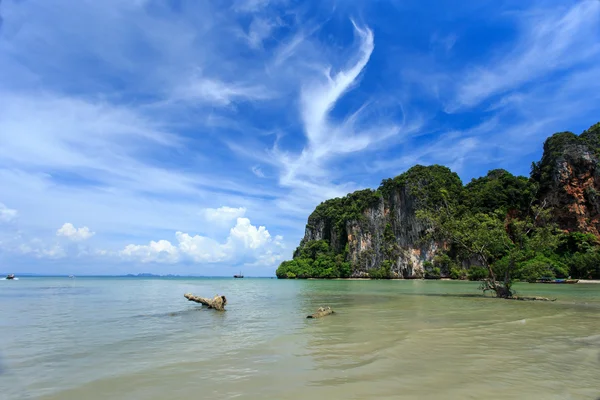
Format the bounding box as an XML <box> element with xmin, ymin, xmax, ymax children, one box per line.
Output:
<box><xmin>276</xmin><ymin>122</ymin><xmax>600</xmax><ymax>295</ymax></box>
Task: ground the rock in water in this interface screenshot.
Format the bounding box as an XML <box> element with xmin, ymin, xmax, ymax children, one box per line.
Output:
<box><xmin>307</xmin><ymin>306</ymin><xmax>335</xmax><ymax>319</ymax></box>
<box><xmin>184</xmin><ymin>293</ymin><xmax>227</xmax><ymax>311</ymax></box>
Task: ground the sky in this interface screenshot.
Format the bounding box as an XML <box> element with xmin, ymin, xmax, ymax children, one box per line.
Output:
<box><xmin>1</xmin><ymin>0</ymin><xmax>599</xmax><ymax>276</ymax></box>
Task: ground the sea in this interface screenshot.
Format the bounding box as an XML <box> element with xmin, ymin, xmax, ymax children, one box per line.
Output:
<box><xmin>1</xmin><ymin>277</ymin><xmax>599</xmax><ymax>400</ymax></box>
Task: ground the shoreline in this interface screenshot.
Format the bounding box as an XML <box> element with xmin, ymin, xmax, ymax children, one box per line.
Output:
<box><xmin>300</xmin><ymin>278</ymin><xmax>600</xmax><ymax>283</ymax></box>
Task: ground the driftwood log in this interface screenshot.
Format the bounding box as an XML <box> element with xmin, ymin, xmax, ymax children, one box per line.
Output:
<box><xmin>512</xmin><ymin>296</ymin><xmax>556</xmax><ymax>302</ymax></box>
<box><xmin>307</xmin><ymin>306</ymin><xmax>335</xmax><ymax>319</ymax></box>
<box><xmin>184</xmin><ymin>293</ymin><xmax>227</xmax><ymax>311</ymax></box>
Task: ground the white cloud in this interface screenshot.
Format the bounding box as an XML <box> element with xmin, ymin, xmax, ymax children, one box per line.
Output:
<box><xmin>247</xmin><ymin>17</ymin><xmax>277</xmax><ymax>49</ymax></box>
<box><xmin>227</xmin><ymin>217</ymin><xmax>272</xmax><ymax>249</ymax></box>
<box><xmin>251</xmin><ymin>165</ymin><xmax>265</xmax><ymax>178</ymax></box>
<box><xmin>121</xmin><ymin>239</ymin><xmax>179</xmax><ymax>264</ymax></box>
<box><xmin>0</xmin><ymin>203</ymin><xmax>18</xmax><ymax>222</ymax></box>
<box><xmin>18</xmin><ymin>240</ymin><xmax>66</xmax><ymax>259</ymax></box>
<box><xmin>120</xmin><ymin>217</ymin><xmax>283</xmax><ymax>266</ymax></box>
<box><xmin>175</xmin><ymin>232</ymin><xmax>229</xmax><ymax>263</ymax></box>
<box><xmin>203</xmin><ymin>206</ymin><xmax>247</xmax><ymax>223</ymax></box>
<box><xmin>267</xmin><ymin>20</ymin><xmax>410</xmax><ymax>214</ymax></box>
<box><xmin>172</xmin><ymin>76</ymin><xmax>273</xmax><ymax>106</ymax></box>
<box><xmin>430</xmin><ymin>32</ymin><xmax>457</xmax><ymax>53</ymax></box>
<box><xmin>233</xmin><ymin>0</ymin><xmax>283</xmax><ymax>13</ymax></box>
<box><xmin>57</xmin><ymin>223</ymin><xmax>96</xmax><ymax>241</ymax></box>
<box><xmin>450</xmin><ymin>1</ymin><xmax>600</xmax><ymax>110</ymax></box>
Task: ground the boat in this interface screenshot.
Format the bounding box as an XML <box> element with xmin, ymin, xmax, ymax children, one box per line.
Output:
<box><xmin>233</xmin><ymin>271</ymin><xmax>244</xmax><ymax>278</ymax></box>
<box><xmin>6</xmin><ymin>274</ymin><xmax>15</xmax><ymax>280</ymax></box>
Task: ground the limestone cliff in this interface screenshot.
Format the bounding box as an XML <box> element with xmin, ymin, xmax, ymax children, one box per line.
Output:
<box><xmin>301</xmin><ymin>187</ymin><xmax>436</xmax><ymax>278</ymax></box>
<box><xmin>292</xmin><ymin>166</ymin><xmax>461</xmax><ymax>278</ymax></box>
<box><xmin>533</xmin><ymin>123</ymin><xmax>600</xmax><ymax>238</ymax></box>
<box><xmin>278</xmin><ymin>122</ymin><xmax>600</xmax><ymax>279</ymax></box>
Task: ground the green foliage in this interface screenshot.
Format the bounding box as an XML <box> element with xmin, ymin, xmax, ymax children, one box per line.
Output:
<box><xmin>424</xmin><ymin>266</ymin><xmax>441</xmax><ymax>279</ymax></box>
<box><xmin>297</xmin><ymin>240</ymin><xmax>330</xmax><ymax>259</ymax></box>
<box><xmin>467</xmin><ymin>266</ymin><xmax>489</xmax><ymax>281</ymax></box>
<box><xmin>433</xmin><ymin>253</ymin><xmax>457</xmax><ymax>276</ymax></box>
<box><xmin>513</xmin><ymin>255</ymin><xmax>569</xmax><ymax>282</ymax></box>
<box><xmin>449</xmin><ymin>266</ymin><xmax>467</xmax><ymax>280</ymax></box>
<box><xmin>559</xmin><ymin>232</ymin><xmax>598</xmax><ymax>254</ymax></box>
<box><xmin>423</xmin><ymin>259</ymin><xmax>442</xmax><ymax>279</ymax></box>
<box><xmin>368</xmin><ymin>260</ymin><xmax>392</xmax><ymax>279</ymax></box>
<box><xmin>564</xmin><ymin>250</ymin><xmax>600</xmax><ymax>279</ymax></box>
<box><xmin>580</xmin><ymin>121</ymin><xmax>600</xmax><ymax>156</ymax></box>
<box><xmin>309</xmin><ymin>189</ymin><xmax>382</xmax><ymax>237</ymax></box>
<box><xmin>384</xmin><ymin>223</ymin><xmax>395</xmax><ymax>243</ymax></box>
<box><xmin>276</xmin><ymin>240</ymin><xmax>352</xmax><ymax>279</ymax></box>
<box><xmin>463</xmin><ymin>169</ymin><xmax>537</xmax><ymax>215</ymax></box>
<box><xmin>380</xmin><ymin>165</ymin><xmax>463</xmax><ymax>210</ymax></box>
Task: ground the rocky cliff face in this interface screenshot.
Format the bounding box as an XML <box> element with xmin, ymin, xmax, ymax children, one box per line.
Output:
<box><xmin>297</xmin><ymin>166</ymin><xmax>461</xmax><ymax>278</ymax></box>
<box><xmin>535</xmin><ymin>123</ymin><xmax>600</xmax><ymax>238</ymax></box>
<box><xmin>300</xmin><ymin>187</ymin><xmax>438</xmax><ymax>278</ymax></box>
<box><xmin>285</xmin><ymin>122</ymin><xmax>600</xmax><ymax>279</ymax></box>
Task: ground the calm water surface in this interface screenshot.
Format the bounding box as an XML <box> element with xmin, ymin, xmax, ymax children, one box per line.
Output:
<box><xmin>1</xmin><ymin>277</ymin><xmax>599</xmax><ymax>399</ymax></box>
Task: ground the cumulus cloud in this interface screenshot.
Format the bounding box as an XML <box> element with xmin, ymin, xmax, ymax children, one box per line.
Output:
<box><xmin>203</xmin><ymin>206</ymin><xmax>247</xmax><ymax>222</ymax></box>
<box><xmin>0</xmin><ymin>203</ymin><xmax>18</xmax><ymax>222</ymax></box>
<box><xmin>120</xmin><ymin>217</ymin><xmax>283</xmax><ymax>266</ymax></box>
<box><xmin>121</xmin><ymin>239</ymin><xmax>179</xmax><ymax>264</ymax></box>
<box><xmin>227</xmin><ymin>217</ymin><xmax>272</xmax><ymax>249</ymax></box>
<box><xmin>56</xmin><ymin>223</ymin><xmax>96</xmax><ymax>241</ymax></box>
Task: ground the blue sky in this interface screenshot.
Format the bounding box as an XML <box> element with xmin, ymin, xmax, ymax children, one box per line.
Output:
<box><xmin>1</xmin><ymin>0</ymin><xmax>599</xmax><ymax>276</ymax></box>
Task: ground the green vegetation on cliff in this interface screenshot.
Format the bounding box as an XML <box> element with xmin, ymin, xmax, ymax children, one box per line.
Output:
<box><xmin>277</xmin><ymin>240</ymin><xmax>351</xmax><ymax>279</ymax></box>
<box><xmin>277</xmin><ymin>122</ymin><xmax>600</xmax><ymax>284</ymax></box>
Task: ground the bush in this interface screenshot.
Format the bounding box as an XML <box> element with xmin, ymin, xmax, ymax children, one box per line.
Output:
<box><xmin>565</xmin><ymin>251</ymin><xmax>600</xmax><ymax>279</ymax></box>
<box><xmin>369</xmin><ymin>261</ymin><xmax>392</xmax><ymax>279</ymax></box>
<box><xmin>514</xmin><ymin>255</ymin><xmax>569</xmax><ymax>282</ymax></box>
<box><xmin>424</xmin><ymin>267</ymin><xmax>441</xmax><ymax>279</ymax></box>
<box><xmin>433</xmin><ymin>253</ymin><xmax>454</xmax><ymax>276</ymax></box>
<box><xmin>275</xmin><ymin>239</ymin><xmax>354</xmax><ymax>279</ymax></box>
<box><xmin>449</xmin><ymin>267</ymin><xmax>467</xmax><ymax>280</ymax></box>
<box><xmin>467</xmin><ymin>266</ymin><xmax>488</xmax><ymax>281</ymax></box>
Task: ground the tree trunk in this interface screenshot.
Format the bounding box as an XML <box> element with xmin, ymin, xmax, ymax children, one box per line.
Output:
<box><xmin>307</xmin><ymin>306</ymin><xmax>335</xmax><ymax>318</ymax></box>
<box><xmin>184</xmin><ymin>293</ymin><xmax>227</xmax><ymax>311</ymax></box>
<box><xmin>481</xmin><ymin>279</ymin><xmax>513</xmax><ymax>298</ymax></box>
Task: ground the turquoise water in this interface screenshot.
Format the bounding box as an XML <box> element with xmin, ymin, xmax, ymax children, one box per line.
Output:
<box><xmin>1</xmin><ymin>277</ymin><xmax>599</xmax><ymax>399</ymax></box>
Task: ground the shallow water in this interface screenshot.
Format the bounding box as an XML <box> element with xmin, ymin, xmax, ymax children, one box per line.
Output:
<box><xmin>1</xmin><ymin>278</ymin><xmax>599</xmax><ymax>399</ymax></box>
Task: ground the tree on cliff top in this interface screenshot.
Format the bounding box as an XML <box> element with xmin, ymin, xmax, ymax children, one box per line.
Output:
<box><xmin>380</xmin><ymin>164</ymin><xmax>463</xmax><ymax>210</ymax></box>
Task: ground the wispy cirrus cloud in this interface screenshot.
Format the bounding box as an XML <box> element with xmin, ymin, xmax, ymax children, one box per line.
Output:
<box><xmin>448</xmin><ymin>0</ymin><xmax>600</xmax><ymax>111</ymax></box>
<box><xmin>269</xmin><ymin>21</ymin><xmax>410</xmax><ymax>213</ymax></box>
<box><xmin>171</xmin><ymin>76</ymin><xmax>274</xmax><ymax>106</ymax></box>
<box><xmin>202</xmin><ymin>206</ymin><xmax>247</xmax><ymax>223</ymax></box>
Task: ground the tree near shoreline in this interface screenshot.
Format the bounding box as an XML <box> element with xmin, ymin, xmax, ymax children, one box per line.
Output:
<box><xmin>418</xmin><ymin>183</ymin><xmax>560</xmax><ymax>298</ymax></box>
